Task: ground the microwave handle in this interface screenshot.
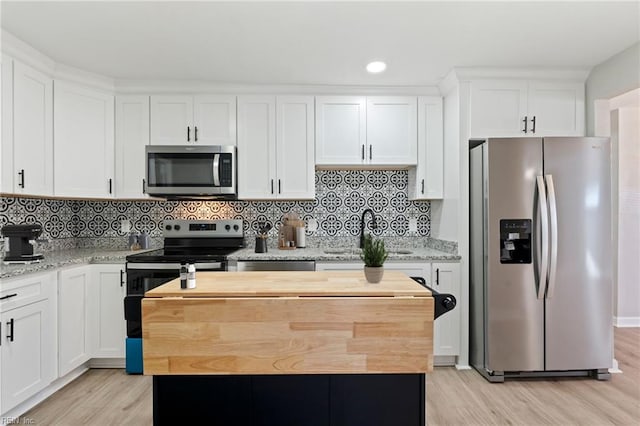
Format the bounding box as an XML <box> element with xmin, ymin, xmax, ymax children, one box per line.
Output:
<box><xmin>213</xmin><ymin>154</ymin><xmax>220</xmax><ymax>187</ymax></box>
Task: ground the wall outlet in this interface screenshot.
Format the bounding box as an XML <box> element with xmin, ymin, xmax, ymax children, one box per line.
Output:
<box><xmin>120</xmin><ymin>219</ymin><xmax>131</xmax><ymax>234</ymax></box>
<box><xmin>408</xmin><ymin>218</ymin><xmax>418</xmax><ymax>233</ymax></box>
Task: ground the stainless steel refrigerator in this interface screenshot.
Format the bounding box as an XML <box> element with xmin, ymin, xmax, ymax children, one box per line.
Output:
<box><xmin>469</xmin><ymin>137</ymin><xmax>612</xmax><ymax>382</ymax></box>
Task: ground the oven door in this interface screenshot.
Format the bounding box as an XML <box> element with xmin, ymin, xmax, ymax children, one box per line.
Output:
<box><xmin>145</xmin><ymin>145</ymin><xmax>236</xmax><ymax>196</ymax></box>
<box><xmin>125</xmin><ymin>261</ymin><xmax>226</xmax><ymax>337</ymax></box>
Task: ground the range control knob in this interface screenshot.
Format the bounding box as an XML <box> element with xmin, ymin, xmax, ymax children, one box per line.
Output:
<box><xmin>233</xmin><ymin>225</ymin><xmax>239</xmax><ymax>231</ymax></box>
<box><xmin>174</xmin><ymin>225</ymin><xmax>181</xmax><ymax>231</ymax></box>
<box><xmin>225</xmin><ymin>224</ymin><xmax>231</xmax><ymax>231</ymax></box>
<box><xmin>165</xmin><ymin>225</ymin><xmax>172</xmax><ymax>231</ymax></box>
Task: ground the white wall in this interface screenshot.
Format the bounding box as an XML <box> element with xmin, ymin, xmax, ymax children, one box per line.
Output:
<box><xmin>430</xmin><ymin>86</ymin><xmax>459</xmax><ymax>242</ymax></box>
<box><xmin>611</xmin><ymin>106</ymin><xmax>640</xmax><ymax>326</ymax></box>
<box><xmin>586</xmin><ymin>42</ymin><xmax>640</xmax><ymax>136</ymax></box>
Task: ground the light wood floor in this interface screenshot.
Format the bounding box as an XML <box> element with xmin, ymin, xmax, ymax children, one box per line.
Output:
<box><xmin>24</xmin><ymin>328</ymin><xmax>639</xmax><ymax>425</ymax></box>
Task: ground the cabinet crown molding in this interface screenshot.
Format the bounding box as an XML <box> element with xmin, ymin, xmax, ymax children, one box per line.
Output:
<box><xmin>447</xmin><ymin>67</ymin><xmax>590</xmax><ymax>83</ymax></box>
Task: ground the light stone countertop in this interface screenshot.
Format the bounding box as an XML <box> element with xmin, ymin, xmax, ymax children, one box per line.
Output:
<box><xmin>1</xmin><ymin>248</ymin><xmax>154</xmax><ymax>280</ymax></box>
<box><xmin>2</xmin><ymin>243</ymin><xmax>460</xmax><ymax>280</ymax></box>
<box><xmin>227</xmin><ymin>246</ymin><xmax>460</xmax><ymax>263</ymax></box>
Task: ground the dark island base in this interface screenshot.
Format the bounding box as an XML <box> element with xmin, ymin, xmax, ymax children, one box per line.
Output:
<box><xmin>153</xmin><ymin>374</ymin><xmax>425</xmax><ymax>426</ymax></box>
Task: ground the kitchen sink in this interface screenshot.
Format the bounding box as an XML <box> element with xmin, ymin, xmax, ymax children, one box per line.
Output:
<box><xmin>323</xmin><ymin>248</ymin><xmax>359</xmax><ymax>254</ymax></box>
<box><xmin>322</xmin><ymin>248</ymin><xmax>412</xmax><ymax>255</ymax></box>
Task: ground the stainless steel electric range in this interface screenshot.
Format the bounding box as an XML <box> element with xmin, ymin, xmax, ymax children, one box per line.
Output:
<box><xmin>124</xmin><ymin>219</ymin><xmax>244</xmax><ymax>373</ymax></box>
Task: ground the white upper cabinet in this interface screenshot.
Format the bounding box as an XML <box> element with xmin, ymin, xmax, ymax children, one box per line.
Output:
<box><xmin>238</xmin><ymin>95</ymin><xmax>314</xmax><ymax>200</ymax></box>
<box><xmin>315</xmin><ymin>96</ymin><xmax>366</xmax><ymax>165</ymax></box>
<box><xmin>54</xmin><ymin>82</ymin><xmax>114</xmax><ymax>198</ymax></box>
<box><xmin>315</xmin><ymin>96</ymin><xmax>417</xmax><ymax>166</ymax></box>
<box><xmin>276</xmin><ymin>96</ymin><xmax>315</xmax><ymax>199</ymax></box>
<box><xmin>237</xmin><ymin>96</ymin><xmax>276</xmax><ymax>199</ymax></box>
<box><xmin>408</xmin><ymin>96</ymin><xmax>444</xmax><ymax>200</ymax></box>
<box><xmin>527</xmin><ymin>82</ymin><xmax>585</xmax><ymax>136</ymax></box>
<box><xmin>0</xmin><ymin>58</ymin><xmax>54</xmax><ymax>196</ymax></box>
<box><xmin>150</xmin><ymin>95</ymin><xmax>236</xmax><ymax>145</ymax></box>
<box><xmin>366</xmin><ymin>97</ymin><xmax>417</xmax><ymax>164</ymax></box>
<box><xmin>469</xmin><ymin>79</ymin><xmax>585</xmax><ymax>138</ymax></box>
<box><xmin>193</xmin><ymin>95</ymin><xmax>237</xmax><ymax>145</ymax></box>
<box><xmin>115</xmin><ymin>96</ymin><xmax>149</xmax><ymax>198</ymax></box>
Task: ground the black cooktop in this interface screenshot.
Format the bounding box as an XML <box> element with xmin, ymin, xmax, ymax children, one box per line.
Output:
<box><xmin>126</xmin><ymin>247</ymin><xmax>241</xmax><ymax>263</ymax></box>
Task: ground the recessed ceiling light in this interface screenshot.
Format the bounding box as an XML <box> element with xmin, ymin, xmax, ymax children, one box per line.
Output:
<box><xmin>366</xmin><ymin>61</ymin><xmax>387</xmax><ymax>74</ymax></box>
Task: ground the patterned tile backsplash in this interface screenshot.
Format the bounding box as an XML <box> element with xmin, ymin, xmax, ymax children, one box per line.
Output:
<box><xmin>1</xmin><ymin>170</ymin><xmax>430</xmax><ymax>250</ymax></box>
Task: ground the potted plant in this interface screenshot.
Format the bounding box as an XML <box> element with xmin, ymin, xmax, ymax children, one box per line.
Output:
<box><xmin>360</xmin><ymin>234</ymin><xmax>388</xmax><ymax>283</ymax></box>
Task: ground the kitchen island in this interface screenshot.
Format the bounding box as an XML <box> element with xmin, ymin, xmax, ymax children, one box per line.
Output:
<box><xmin>143</xmin><ymin>270</ymin><xmax>434</xmax><ymax>426</ymax></box>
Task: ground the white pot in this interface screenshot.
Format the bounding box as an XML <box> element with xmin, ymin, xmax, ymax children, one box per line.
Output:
<box><xmin>364</xmin><ymin>266</ymin><xmax>384</xmax><ymax>284</ymax></box>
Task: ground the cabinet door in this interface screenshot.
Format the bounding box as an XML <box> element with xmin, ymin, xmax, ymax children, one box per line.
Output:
<box><xmin>527</xmin><ymin>82</ymin><xmax>585</xmax><ymax>136</ymax></box>
<box><xmin>1</xmin><ymin>55</ymin><xmax>13</xmax><ymax>193</ymax></box>
<box><xmin>1</xmin><ymin>299</ymin><xmax>55</xmax><ymax>413</ymax></box>
<box><xmin>91</xmin><ymin>265</ymin><xmax>126</xmax><ymax>358</ymax></box>
<box><xmin>115</xmin><ymin>96</ymin><xmax>149</xmax><ymax>198</ymax></box>
<box><xmin>13</xmin><ymin>61</ymin><xmax>53</xmax><ymax>196</ymax></box>
<box><xmin>193</xmin><ymin>95</ymin><xmax>237</xmax><ymax>145</ymax></box>
<box><xmin>54</xmin><ymin>82</ymin><xmax>114</xmax><ymax>198</ymax></box>
<box><xmin>237</xmin><ymin>96</ymin><xmax>276</xmax><ymax>199</ymax></box>
<box><xmin>315</xmin><ymin>96</ymin><xmax>366</xmax><ymax>165</ymax></box>
<box><xmin>409</xmin><ymin>97</ymin><xmax>443</xmax><ymax>200</ymax></box>
<box><xmin>431</xmin><ymin>263</ymin><xmax>460</xmax><ymax>356</ymax></box>
<box><xmin>276</xmin><ymin>96</ymin><xmax>315</xmax><ymax>199</ymax></box>
<box><xmin>366</xmin><ymin>97</ymin><xmax>417</xmax><ymax>165</ymax></box>
<box><xmin>469</xmin><ymin>80</ymin><xmax>528</xmax><ymax>138</ymax></box>
<box><xmin>150</xmin><ymin>96</ymin><xmax>193</xmax><ymax>145</ymax></box>
<box><xmin>58</xmin><ymin>266</ymin><xmax>91</xmax><ymax>376</ymax></box>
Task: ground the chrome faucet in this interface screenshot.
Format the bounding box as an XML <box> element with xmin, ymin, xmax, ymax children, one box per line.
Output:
<box><xmin>359</xmin><ymin>209</ymin><xmax>378</xmax><ymax>249</ymax></box>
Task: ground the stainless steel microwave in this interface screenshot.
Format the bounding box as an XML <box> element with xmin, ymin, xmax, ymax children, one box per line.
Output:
<box><xmin>145</xmin><ymin>145</ymin><xmax>237</xmax><ymax>199</ymax></box>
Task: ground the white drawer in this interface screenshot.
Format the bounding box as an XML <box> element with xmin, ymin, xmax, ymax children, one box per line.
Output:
<box><xmin>0</xmin><ymin>271</ymin><xmax>56</xmax><ymax>312</ymax></box>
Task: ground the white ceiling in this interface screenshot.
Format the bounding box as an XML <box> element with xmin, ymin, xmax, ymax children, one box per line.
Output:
<box><xmin>1</xmin><ymin>1</ymin><xmax>639</xmax><ymax>86</ymax></box>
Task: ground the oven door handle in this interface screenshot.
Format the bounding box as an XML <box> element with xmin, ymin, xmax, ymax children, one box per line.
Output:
<box><xmin>127</xmin><ymin>262</ymin><xmax>223</xmax><ymax>270</ymax></box>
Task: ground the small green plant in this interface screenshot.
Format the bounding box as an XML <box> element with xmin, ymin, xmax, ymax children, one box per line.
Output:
<box><xmin>360</xmin><ymin>234</ymin><xmax>388</xmax><ymax>267</ymax></box>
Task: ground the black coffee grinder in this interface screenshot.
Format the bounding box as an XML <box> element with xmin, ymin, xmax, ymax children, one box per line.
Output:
<box><xmin>2</xmin><ymin>224</ymin><xmax>45</xmax><ymax>263</ymax></box>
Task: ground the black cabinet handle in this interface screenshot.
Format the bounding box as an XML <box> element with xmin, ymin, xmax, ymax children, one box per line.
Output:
<box><xmin>142</xmin><ymin>178</ymin><xmax>146</xmax><ymax>194</ymax></box>
<box><xmin>369</xmin><ymin>145</ymin><xmax>372</xmax><ymax>160</ymax></box>
<box><xmin>436</xmin><ymin>268</ymin><xmax>440</xmax><ymax>286</ymax></box>
<box><xmin>361</xmin><ymin>145</ymin><xmax>365</xmax><ymax>160</ymax></box>
<box><xmin>271</xmin><ymin>179</ymin><xmax>274</xmax><ymax>194</ymax></box>
<box><xmin>421</xmin><ymin>179</ymin><xmax>425</xmax><ymax>194</ymax></box>
<box><xmin>278</xmin><ymin>179</ymin><xmax>281</xmax><ymax>194</ymax></box>
<box><xmin>7</xmin><ymin>318</ymin><xmax>14</xmax><ymax>342</ymax></box>
<box><xmin>18</xmin><ymin>169</ymin><xmax>25</xmax><ymax>188</ymax></box>
<box><xmin>0</xmin><ymin>293</ymin><xmax>17</xmax><ymax>301</ymax></box>
<box><xmin>109</xmin><ymin>178</ymin><xmax>112</xmax><ymax>194</ymax></box>
<box><xmin>120</xmin><ymin>270</ymin><xmax>125</xmax><ymax>287</ymax></box>
<box><xmin>187</xmin><ymin>126</ymin><xmax>190</xmax><ymax>142</ymax></box>
<box><xmin>194</xmin><ymin>126</ymin><xmax>198</xmax><ymax>142</ymax></box>
<box><xmin>531</xmin><ymin>116</ymin><xmax>536</xmax><ymax>134</ymax></box>
<box><xmin>522</xmin><ymin>116</ymin><xmax>528</xmax><ymax>133</ymax></box>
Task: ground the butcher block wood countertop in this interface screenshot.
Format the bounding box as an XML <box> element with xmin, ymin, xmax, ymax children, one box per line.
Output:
<box><xmin>142</xmin><ymin>270</ymin><xmax>434</xmax><ymax>375</ymax></box>
<box><xmin>144</xmin><ymin>270</ymin><xmax>432</xmax><ymax>298</ymax></box>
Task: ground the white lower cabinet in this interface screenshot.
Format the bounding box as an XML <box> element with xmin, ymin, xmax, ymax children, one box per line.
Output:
<box><xmin>0</xmin><ymin>272</ymin><xmax>56</xmax><ymax>415</ymax></box>
<box><xmin>91</xmin><ymin>265</ymin><xmax>126</xmax><ymax>358</ymax></box>
<box><xmin>430</xmin><ymin>263</ymin><xmax>461</xmax><ymax>357</ymax></box>
<box><xmin>58</xmin><ymin>266</ymin><xmax>92</xmax><ymax>377</ymax></box>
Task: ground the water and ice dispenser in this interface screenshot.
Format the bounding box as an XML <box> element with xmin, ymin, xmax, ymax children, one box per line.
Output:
<box><xmin>499</xmin><ymin>219</ymin><xmax>532</xmax><ymax>264</ymax></box>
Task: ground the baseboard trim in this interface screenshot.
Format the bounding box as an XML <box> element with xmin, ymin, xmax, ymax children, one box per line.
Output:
<box><xmin>2</xmin><ymin>364</ymin><xmax>89</xmax><ymax>419</ymax></box>
<box><xmin>89</xmin><ymin>358</ymin><xmax>125</xmax><ymax>369</ymax></box>
<box><xmin>614</xmin><ymin>316</ymin><xmax>640</xmax><ymax>327</ymax></box>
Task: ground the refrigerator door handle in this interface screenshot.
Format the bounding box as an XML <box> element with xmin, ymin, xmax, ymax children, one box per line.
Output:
<box><xmin>536</xmin><ymin>175</ymin><xmax>550</xmax><ymax>299</ymax></box>
<box><xmin>546</xmin><ymin>174</ymin><xmax>558</xmax><ymax>298</ymax></box>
